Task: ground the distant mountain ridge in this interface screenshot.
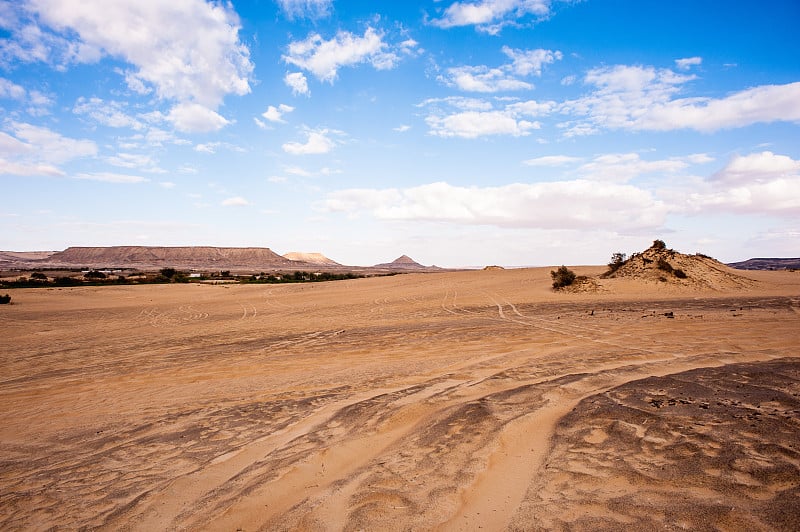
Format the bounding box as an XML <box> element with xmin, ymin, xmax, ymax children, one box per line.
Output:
<box><xmin>727</xmin><ymin>258</ymin><xmax>800</xmax><ymax>270</ymax></box>
<box><xmin>0</xmin><ymin>246</ymin><xmax>445</xmax><ymax>273</ymax></box>
<box><xmin>45</xmin><ymin>246</ymin><xmax>297</xmax><ymax>269</ymax></box>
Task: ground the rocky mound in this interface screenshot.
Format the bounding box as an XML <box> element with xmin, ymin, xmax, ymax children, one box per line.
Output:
<box><xmin>46</xmin><ymin>246</ymin><xmax>296</xmax><ymax>270</ymax></box>
<box><xmin>374</xmin><ymin>255</ymin><xmax>428</xmax><ymax>269</ymax></box>
<box><xmin>282</xmin><ymin>252</ymin><xmax>341</xmax><ymax>266</ymax></box>
<box><xmin>603</xmin><ymin>240</ymin><xmax>755</xmax><ymax>290</ymax></box>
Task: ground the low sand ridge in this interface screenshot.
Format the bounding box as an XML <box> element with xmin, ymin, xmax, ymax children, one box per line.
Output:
<box><xmin>1</xmin><ymin>266</ymin><xmax>799</xmax><ymax>530</ymax></box>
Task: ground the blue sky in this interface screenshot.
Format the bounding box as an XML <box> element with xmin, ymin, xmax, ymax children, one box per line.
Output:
<box><xmin>1</xmin><ymin>0</ymin><xmax>798</xmax><ymax>267</ymax></box>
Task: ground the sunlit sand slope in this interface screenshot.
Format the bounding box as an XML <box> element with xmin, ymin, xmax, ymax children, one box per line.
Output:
<box><xmin>1</xmin><ymin>267</ymin><xmax>798</xmax><ymax>530</ymax></box>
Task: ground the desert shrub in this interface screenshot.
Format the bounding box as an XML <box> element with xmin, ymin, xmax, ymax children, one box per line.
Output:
<box><xmin>0</xmin><ymin>293</ymin><xmax>11</xmax><ymax>304</ymax></box>
<box><xmin>674</xmin><ymin>269</ymin><xmax>688</xmax><ymax>279</ymax></box>
<box><xmin>657</xmin><ymin>258</ymin><xmax>674</xmax><ymax>274</ymax></box>
<box><xmin>85</xmin><ymin>270</ymin><xmax>106</xmax><ymax>279</ymax></box>
<box><xmin>607</xmin><ymin>252</ymin><xmax>627</xmax><ymax>273</ymax></box>
<box><xmin>30</xmin><ymin>272</ymin><xmax>48</xmax><ymax>280</ymax></box>
<box><xmin>551</xmin><ymin>265</ymin><xmax>577</xmax><ymax>289</ymax></box>
<box><xmin>159</xmin><ymin>267</ymin><xmax>177</xmax><ymax>279</ymax></box>
<box><xmin>652</xmin><ymin>239</ymin><xmax>667</xmax><ymax>250</ymax></box>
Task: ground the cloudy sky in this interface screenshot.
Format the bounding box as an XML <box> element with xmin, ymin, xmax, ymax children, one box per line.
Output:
<box><xmin>1</xmin><ymin>0</ymin><xmax>798</xmax><ymax>267</ymax></box>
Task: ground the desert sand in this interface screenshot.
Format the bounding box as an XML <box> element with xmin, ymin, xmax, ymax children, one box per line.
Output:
<box><xmin>1</xmin><ymin>266</ymin><xmax>799</xmax><ymax>530</ymax></box>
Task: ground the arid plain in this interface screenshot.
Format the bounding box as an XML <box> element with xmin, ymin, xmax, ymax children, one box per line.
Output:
<box><xmin>2</xmin><ymin>266</ymin><xmax>799</xmax><ymax>530</ymax></box>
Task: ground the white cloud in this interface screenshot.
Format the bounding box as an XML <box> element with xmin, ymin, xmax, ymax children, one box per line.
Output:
<box><xmin>440</xmin><ymin>47</ymin><xmax>560</xmax><ymax>92</ymax></box>
<box><xmin>254</xmin><ymin>117</ymin><xmax>268</xmax><ymax>129</ymax></box>
<box><xmin>284</xmin><ymin>72</ymin><xmax>310</xmax><ymax>96</ymax></box>
<box><xmin>686</xmin><ymin>152</ymin><xmax>800</xmax><ymax>215</ymax></box>
<box><xmin>419</xmin><ymin>96</ymin><xmax>495</xmax><ymax>112</ymax></box>
<box><xmin>394</xmin><ymin>124</ymin><xmax>412</xmax><ymax>132</ymax></box>
<box><xmin>283</xmin><ymin>27</ymin><xmax>404</xmax><ymax>82</ymax></box>
<box><xmin>421</xmin><ymin>97</ymin><xmax>553</xmax><ymax>138</ymax></box>
<box><xmin>0</xmin><ymin>77</ymin><xmax>26</xmax><ymax>99</ymax></box>
<box><xmin>502</xmin><ymin>46</ymin><xmax>562</xmax><ymax>76</ymax></box>
<box><xmin>712</xmin><ymin>151</ymin><xmax>800</xmax><ymax>185</ymax></box>
<box><xmin>560</xmin><ymin>65</ymin><xmax>800</xmax><ymax>134</ymax></box>
<box><xmin>675</xmin><ymin>56</ymin><xmax>702</xmax><ymax>70</ymax></box>
<box><xmin>0</xmin><ymin>158</ymin><xmax>63</xmax><ymax>177</ymax></box>
<box><xmin>635</xmin><ymin>82</ymin><xmax>800</xmax><ymax>132</ymax></box>
<box><xmin>25</xmin><ymin>0</ymin><xmax>253</xmax><ymax>109</ymax></box>
<box><xmin>166</xmin><ymin>103</ymin><xmax>230</xmax><ymax>133</ymax></box>
<box><xmin>105</xmin><ymin>152</ymin><xmax>159</xmax><ymax>170</ymax></box>
<box><xmin>276</xmin><ymin>0</ymin><xmax>332</xmax><ymax>20</ymax></box>
<box><xmin>523</xmin><ymin>155</ymin><xmax>582</xmax><ymax>166</ymax></box>
<box><xmin>432</xmin><ymin>0</ymin><xmax>554</xmax><ymax>33</ymax></box>
<box><xmin>73</xmin><ymin>172</ymin><xmax>148</xmax><ymax>183</ymax></box>
<box><xmin>427</xmin><ymin>110</ymin><xmax>539</xmax><ymax>138</ymax></box>
<box><xmin>506</xmin><ymin>99</ymin><xmax>557</xmax><ymax>116</ymax></box>
<box><xmin>577</xmin><ymin>152</ymin><xmax>688</xmax><ymax>183</ymax></box>
<box><xmin>262</xmin><ymin>104</ymin><xmax>295</xmax><ymax>123</ymax></box>
<box><xmin>222</xmin><ymin>196</ymin><xmax>250</xmax><ymax>206</ymax></box>
<box><xmin>159</xmin><ymin>181</ymin><xmax>176</xmax><ymax>189</ymax></box>
<box><xmin>686</xmin><ymin>153</ymin><xmax>715</xmax><ymax>164</ymax></box>
<box><xmin>282</xmin><ymin>129</ymin><xmax>336</xmax><ymax>154</ymax></box>
<box><xmin>8</xmin><ymin>122</ymin><xmax>97</xmax><ymax>164</ymax></box>
<box><xmin>73</xmin><ymin>97</ymin><xmax>144</xmax><ymax>129</ymax></box>
<box><xmin>322</xmin><ymin>180</ymin><xmax>667</xmax><ymax>231</ymax></box>
<box><xmin>443</xmin><ymin>65</ymin><xmax>533</xmax><ymax>92</ymax></box>
<box><xmin>194</xmin><ymin>141</ymin><xmax>244</xmax><ymax>154</ymax></box>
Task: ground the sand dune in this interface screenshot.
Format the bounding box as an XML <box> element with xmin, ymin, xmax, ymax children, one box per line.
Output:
<box><xmin>1</xmin><ymin>267</ymin><xmax>798</xmax><ymax>530</ymax></box>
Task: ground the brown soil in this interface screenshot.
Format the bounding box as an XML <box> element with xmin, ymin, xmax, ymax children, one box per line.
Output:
<box><xmin>1</xmin><ymin>267</ymin><xmax>798</xmax><ymax>530</ymax></box>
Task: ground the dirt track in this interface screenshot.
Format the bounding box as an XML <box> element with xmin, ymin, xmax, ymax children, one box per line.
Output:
<box><xmin>1</xmin><ymin>267</ymin><xmax>799</xmax><ymax>530</ymax></box>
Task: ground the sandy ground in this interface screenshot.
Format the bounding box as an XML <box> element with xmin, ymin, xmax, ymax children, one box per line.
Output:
<box><xmin>1</xmin><ymin>266</ymin><xmax>799</xmax><ymax>530</ymax></box>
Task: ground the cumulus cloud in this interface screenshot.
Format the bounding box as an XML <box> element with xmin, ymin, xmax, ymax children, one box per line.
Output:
<box><xmin>577</xmin><ymin>152</ymin><xmax>688</xmax><ymax>183</ymax></box>
<box><xmin>687</xmin><ymin>152</ymin><xmax>800</xmax><ymax>215</ymax></box>
<box><xmin>0</xmin><ymin>77</ymin><xmax>26</xmax><ymax>100</ymax></box>
<box><xmin>73</xmin><ymin>97</ymin><xmax>144</xmax><ymax>129</ymax></box>
<box><xmin>560</xmin><ymin>65</ymin><xmax>800</xmax><ymax>134</ymax></box>
<box><xmin>712</xmin><ymin>151</ymin><xmax>800</xmax><ymax>184</ymax></box>
<box><xmin>7</xmin><ymin>122</ymin><xmax>97</xmax><ymax>164</ymax></box>
<box><xmin>322</xmin><ymin>180</ymin><xmax>667</xmax><ymax>231</ymax></box>
<box><xmin>422</xmin><ymin>96</ymin><xmax>554</xmax><ymax>138</ymax></box>
<box><xmin>262</xmin><ymin>104</ymin><xmax>295</xmax><ymax>123</ymax></box>
<box><xmin>443</xmin><ymin>65</ymin><xmax>533</xmax><ymax>92</ymax></box>
<box><xmin>34</xmin><ymin>0</ymin><xmax>251</xmax><ymax>105</ymax></box>
<box><xmin>276</xmin><ymin>0</ymin><xmax>332</xmax><ymax>20</ymax></box>
<box><xmin>635</xmin><ymin>82</ymin><xmax>800</xmax><ymax>132</ymax></box>
<box><xmin>166</xmin><ymin>103</ymin><xmax>230</xmax><ymax>133</ymax></box>
<box><xmin>282</xmin><ymin>128</ymin><xmax>336</xmax><ymax>154</ymax></box>
<box><xmin>284</xmin><ymin>72</ymin><xmax>310</xmax><ymax>96</ymax></box>
<box><xmin>440</xmin><ymin>47</ymin><xmax>561</xmax><ymax>92</ymax></box>
<box><xmin>7</xmin><ymin>0</ymin><xmax>253</xmax><ymax>132</ymax></box>
<box><xmin>675</xmin><ymin>56</ymin><xmax>702</xmax><ymax>70</ymax></box>
<box><xmin>502</xmin><ymin>46</ymin><xmax>562</xmax><ymax>76</ymax></box>
<box><xmin>426</xmin><ymin>110</ymin><xmax>539</xmax><ymax>138</ymax></box>
<box><xmin>432</xmin><ymin>0</ymin><xmax>555</xmax><ymax>33</ymax></box>
<box><xmin>284</xmin><ymin>27</ymin><xmax>412</xmax><ymax>82</ymax></box>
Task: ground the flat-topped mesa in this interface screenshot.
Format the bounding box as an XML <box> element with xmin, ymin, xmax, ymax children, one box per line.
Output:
<box><xmin>282</xmin><ymin>252</ymin><xmax>341</xmax><ymax>266</ymax></box>
<box><xmin>46</xmin><ymin>246</ymin><xmax>296</xmax><ymax>269</ymax></box>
